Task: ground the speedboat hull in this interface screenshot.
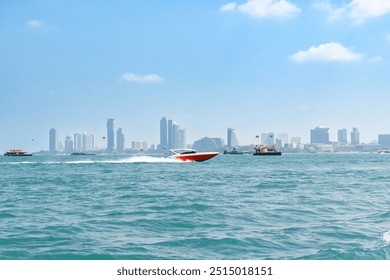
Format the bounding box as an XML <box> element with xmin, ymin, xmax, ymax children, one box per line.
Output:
<box><xmin>173</xmin><ymin>152</ymin><xmax>219</xmax><ymax>162</ymax></box>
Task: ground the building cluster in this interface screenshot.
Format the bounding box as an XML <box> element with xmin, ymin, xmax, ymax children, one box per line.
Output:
<box><xmin>47</xmin><ymin>119</ymin><xmax>390</xmax><ymax>154</ymax></box>
<box><xmin>158</xmin><ymin>117</ymin><xmax>187</xmax><ymax>151</ymax></box>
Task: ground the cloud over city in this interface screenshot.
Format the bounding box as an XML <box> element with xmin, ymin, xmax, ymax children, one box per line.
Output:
<box><xmin>290</xmin><ymin>42</ymin><xmax>364</xmax><ymax>62</ymax></box>
<box><xmin>220</xmin><ymin>0</ymin><xmax>301</xmax><ymax>18</ymax></box>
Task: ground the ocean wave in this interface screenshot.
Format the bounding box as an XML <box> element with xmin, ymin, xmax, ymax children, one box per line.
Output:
<box><xmin>382</xmin><ymin>231</ymin><xmax>390</xmax><ymax>244</ymax></box>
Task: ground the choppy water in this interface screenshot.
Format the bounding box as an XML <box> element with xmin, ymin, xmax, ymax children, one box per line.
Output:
<box><xmin>1</xmin><ymin>153</ymin><xmax>389</xmax><ymax>260</ymax></box>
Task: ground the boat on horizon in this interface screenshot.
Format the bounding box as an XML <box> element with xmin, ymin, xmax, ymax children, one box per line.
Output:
<box><xmin>4</xmin><ymin>149</ymin><xmax>33</xmax><ymax>156</ymax></box>
<box><xmin>71</xmin><ymin>152</ymin><xmax>96</xmax><ymax>155</ymax></box>
<box><xmin>378</xmin><ymin>150</ymin><xmax>390</xmax><ymax>154</ymax></box>
<box><xmin>253</xmin><ymin>145</ymin><xmax>282</xmax><ymax>156</ymax></box>
<box><xmin>223</xmin><ymin>147</ymin><xmax>244</xmax><ymax>155</ymax></box>
<box><xmin>167</xmin><ymin>149</ymin><xmax>219</xmax><ymax>162</ymax></box>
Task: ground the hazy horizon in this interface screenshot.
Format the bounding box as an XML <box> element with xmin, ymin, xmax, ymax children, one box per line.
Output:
<box><xmin>1</xmin><ymin>0</ymin><xmax>390</xmax><ymax>152</ymax></box>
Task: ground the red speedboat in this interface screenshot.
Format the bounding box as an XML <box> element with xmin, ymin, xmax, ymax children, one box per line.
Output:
<box><xmin>168</xmin><ymin>149</ymin><xmax>219</xmax><ymax>162</ymax></box>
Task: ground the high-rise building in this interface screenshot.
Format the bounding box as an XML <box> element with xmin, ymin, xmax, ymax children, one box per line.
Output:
<box><xmin>172</xmin><ymin>122</ymin><xmax>179</xmax><ymax>149</ymax></box>
<box><xmin>177</xmin><ymin>128</ymin><xmax>187</xmax><ymax>149</ymax></box>
<box><xmin>338</xmin><ymin>128</ymin><xmax>348</xmax><ymax>145</ymax></box>
<box><xmin>85</xmin><ymin>134</ymin><xmax>94</xmax><ymax>151</ymax></box>
<box><xmin>160</xmin><ymin>117</ymin><xmax>168</xmax><ymax>150</ymax></box>
<box><xmin>227</xmin><ymin>128</ymin><xmax>239</xmax><ymax>148</ymax></box>
<box><xmin>49</xmin><ymin>128</ymin><xmax>58</xmax><ymax>153</ymax></box>
<box><xmin>168</xmin><ymin>119</ymin><xmax>173</xmax><ymax>149</ymax></box>
<box><xmin>378</xmin><ymin>134</ymin><xmax>390</xmax><ymax>149</ymax></box>
<box><xmin>116</xmin><ymin>128</ymin><xmax>125</xmax><ymax>153</ymax></box>
<box><xmin>64</xmin><ymin>135</ymin><xmax>74</xmax><ymax>154</ymax></box>
<box><xmin>107</xmin><ymin>118</ymin><xmax>115</xmax><ymax>153</ymax></box>
<box><xmin>277</xmin><ymin>133</ymin><xmax>289</xmax><ymax>146</ymax></box>
<box><xmin>351</xmin><ymin>127</ymin><xmax>360</xmax><ymax>145</ymax></box>
<box><xmin>310</xmin><ymin>126</ymin><xmax>329</xmax><ymax>145</ymax></box>
<box><xmin>74</xmin><ymin>133</ymin><xmax>83</xmax><ymax>152</ymax></box>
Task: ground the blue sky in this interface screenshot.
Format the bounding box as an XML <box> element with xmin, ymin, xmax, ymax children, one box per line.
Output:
<box><xmin>1</xmin><ymin>0</ymin><xmax>390</xmax><ymax>152</ymax></box>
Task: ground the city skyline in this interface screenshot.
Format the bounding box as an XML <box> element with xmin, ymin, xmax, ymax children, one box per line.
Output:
<box><xmin>42</xmin><ymin>118</ymin><xmax>390</xmax><ymax>154</ymax></box>
<box><xmin>1</xmin><ymin>1</ymin><xmax>390</xmax><ymax>152</ymax></box>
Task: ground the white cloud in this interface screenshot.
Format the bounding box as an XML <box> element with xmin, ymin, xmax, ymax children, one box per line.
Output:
<box><xmin>26</xmin><ymin>19</ymin><xmax>44</xmax><ymax>28</ymax></box>
<box><xmin>290</xmin><ymin>42</ymin><xmax>364</xmax><ymax>62</ymax></box>
<box><xmin>314</xmin><ymin>0</ymin><xmax>390</xmax><ymax>24</ymax></box>
<box><xmin>220</xmin><ymin>2</ymin><xmax>237</xmax><ymax>12</ymax></box>
<box><xmin>312</xmin><ymin>1</ymin><xmax>345</xmax><ymax>22</ymax></box>
<box><xmin>220</xmin><ymin>0</ymin><xmax>301</xmax><ymax>18</ymax></box>
<box><xmin>121</xmin><ymin>73</ymin><xmax>164</xmax><ymax>83</ymax></box>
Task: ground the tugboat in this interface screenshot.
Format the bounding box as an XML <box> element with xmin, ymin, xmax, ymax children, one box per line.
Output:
<box><xmin>253</xmin><ymin>145</ymin><xmax>281</xmax><ymax>156</ymax></box>
<box><xmin>223</xmin><ymin>147</ymin><xmax>243</xmax><ymax>155</ymax></box>
<box><xmin>4</xmin><ymin>149</ymin><xmax>33</xmax><ymax>156</ymax></box>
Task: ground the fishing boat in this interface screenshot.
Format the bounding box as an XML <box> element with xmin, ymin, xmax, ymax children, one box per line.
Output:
<box><xmin>223</xmin><ymin>147</ymin><xmax>243</xmax><ymax>155</ymax></box>
<box><xmin>253</xmin><ymin>145</ymin><xmax>282</xmax><ymax>156</ymax></box>
<box><xmin>168</xmin><ymin>149</ymin><xmax>219</xmax><ymax>162</ymax></box>
<box><xmin>4</xmin><ymin>149</ymin><xmax>33</xmax><ymax>156</ymax></box>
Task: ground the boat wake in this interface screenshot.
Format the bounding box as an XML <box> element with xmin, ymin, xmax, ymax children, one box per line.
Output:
<box><xmin>102</xmin><ymin>156</ymin><xmax>181</xmax><ymax>163</ymax></box>
<box><xmin>1</xmin><ymin>156</ymin><xmax>182</xmax><ymax>165</ymax></box>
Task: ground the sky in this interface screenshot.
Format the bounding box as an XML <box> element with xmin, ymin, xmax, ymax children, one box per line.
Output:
<box><xmin>1</xmin><ymin>0</ymin><xmax>390</xmax><ymax>152</ymax></box>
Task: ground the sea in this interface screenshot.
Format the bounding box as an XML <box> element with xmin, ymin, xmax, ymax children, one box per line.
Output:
<box><xmin>0</xmin><ymin>153</ymin><xmax>389</xmax><ymax>260</ymax></box>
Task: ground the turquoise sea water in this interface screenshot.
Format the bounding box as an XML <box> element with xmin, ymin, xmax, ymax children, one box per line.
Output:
<box><xmin>1</xmin><ymin>153</ymin><xmax>389</xmax><ymax>260</ymax></box>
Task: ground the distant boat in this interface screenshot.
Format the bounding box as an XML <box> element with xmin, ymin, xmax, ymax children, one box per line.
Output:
<box><xmin>167</xmin><ymin>149</ymin><xmax>219</xmax><ymax>162</ymax></box>
<box><xmin>223</xmin><ymin>147</ymin><xmax>243</xmax><ymax>155</ymax></box>
<box><xmin>70</xmin><ymin>152</ymin><xmax>96</xmax><ymax>155</ymax></box>
<box><xmin>253</xmin><ymin>145</ymin><xmax>282</xmax><ymax>156</ymax></box>
<box><xmin>378</xmin><ymin>150</ymin><xmax>390</xmax><ymax>154</ymax></box>
<box><xmin>4</xmin><ymin>149</ymin><xmax>33</xmax><ymax>156</ymax></box>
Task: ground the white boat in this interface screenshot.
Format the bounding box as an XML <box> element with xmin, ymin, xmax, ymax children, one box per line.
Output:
<box><xmin>167</xmin><ymin>149</ymin><xmax>219</xmax><ymax>162</ymax></box>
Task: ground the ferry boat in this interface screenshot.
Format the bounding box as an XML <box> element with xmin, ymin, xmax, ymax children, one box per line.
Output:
<box><xmin>253</xmin><ymin>145</ymin><xmax>282</xmax><ymax>156</ymax></box>
<box><xmin>167</xmin><ymin>149</ymin><xmax>219</xmax><ymax>162</ymax></box>
<box><xmin>4</xmin><ymin>149</ymin><xmax>33</xmax><ymax>156</ymax></box>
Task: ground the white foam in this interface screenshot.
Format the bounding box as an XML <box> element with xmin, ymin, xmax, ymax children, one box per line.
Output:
<box><xmin>108</xmin><ymin>156</ymin><xmax>181</xmax><ymax>163</ymax></box>
<box><xmin>1</xmin><ymin>156</ymin><xmax>184</xmax><ymax>165</ymax></box>
<box><xmin>382</xmin><ymin>231</ymin><xmax>390</xmax><ymax>244</ymax></box>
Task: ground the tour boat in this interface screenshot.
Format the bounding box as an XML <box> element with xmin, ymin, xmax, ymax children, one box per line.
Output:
<box><xmin>168</xmin><ymin>149</ymin><xmax>219</xmax><ymax>162</ymax></box>
<box><xmin>4</xmin><ymin>149</ymin><xmax>33</xmax><ymax>156</ymax></box>
<box><xmin>253</xmin><ymin>145</ymin><xmax>282</xmax><ymax>156</ymax></box>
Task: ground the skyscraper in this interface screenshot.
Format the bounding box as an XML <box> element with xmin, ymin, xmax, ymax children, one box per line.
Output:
<box><xmin>310</xmin><ymin>126</ymin><xmax>329</xmax><ymax>145</ymax></box>
<box><xmin>74</xmin><ymin>133</ymin><xmax>83</xmax><ymax>152</ymax></box>
<box><xmin>49</xmin><ymin>128</ymin><xmax>58</xmax><ymax>154</ymax></box>
<box><xmin>227</xmin><ymin>128</ymin><xmax>239</xmax><ymax>148</ymax></box>
<box><xmin>338</xmin><ymin>128</ymin><xmax>348</xmax><ymax>145</ymax></box>
<box><xmin>107</xmin><ymin>118</ymin><xmax>115</xmax><ymax>153</ymax></box>
<box><xmin>351</xmin><ymin>127</ymin><xmax>360</xmax><ymax>145</ymax></box>
<box><xmin>116</xmin><ymin>128</ymin><xmax>125</xmax><ymax>153</ymax></box>
<box><xmin>160</xmin><ymin>117</ymin><xmax>168</xmax><ymax>150</ymax></box>
<box><xmin>64</xmin><ymin>135</ymin><xmax>73</xmax><ymax>154</ymax></box>
<box><xmin>168</xmin><ymin>119</ymin><xmax>173</xmax><ymax>149</ymax></box>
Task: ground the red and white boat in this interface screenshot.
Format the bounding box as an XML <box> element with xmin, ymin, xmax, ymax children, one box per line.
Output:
<box><xmin>168</xmin><ymin>149</ymin><xmax>219</xmax><ymax>162</ymax></box>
